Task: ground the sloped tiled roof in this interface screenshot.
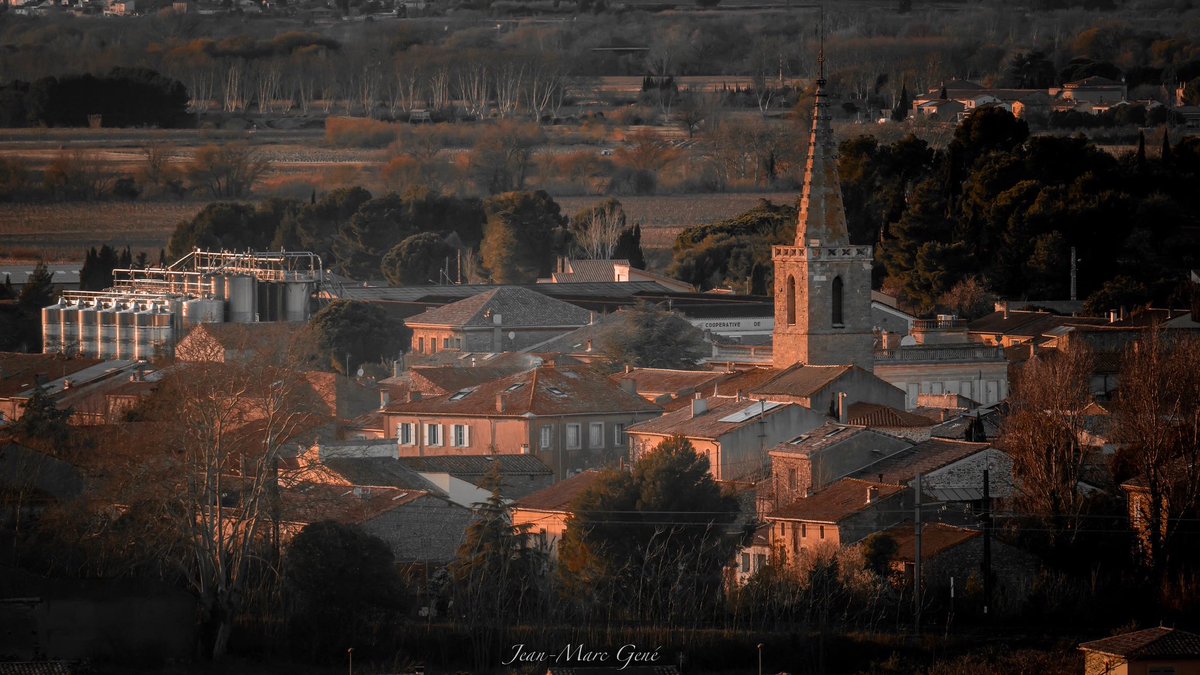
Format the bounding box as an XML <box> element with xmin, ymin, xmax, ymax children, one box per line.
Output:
<box><xmin>552</xmin><ymin>259</ymin><xmax>629</xmax><ymax>283</ymax></box>
<box><xmin>411</xmin><ymin>365</ymin><xmax>528</xmax><ymax>394</ymax></box>
<box><xmin>403</xmin><ymin>286</ymin><xmax>593</xmax><ymax>328</ymax></box>
<box><xmin>847</xmin><ymin>402</ymin><xmax>935</xmax><ymax>429</ymax></box>
<box><xmin>513</xmin><ymin>470</ymin><xmax>606</xmax><ymax>513</ymax></box>
<box><xmin>848</xmin><ymin>438</ymin><xmax>991</xmax><ymax>485</ymax></box>
<box><xmin>880</xmin><ymin>522</ymin><xmax>982</xmax><ymax>561</ymax></box>
<box><xmin>321</xmin><ymin>457</ymin><xmax>439</xmax><ymax>491</ymax></box>
<box><xmin>612</xmin><ymin>367</ymin><xmax>729</xmax><ymax>397</ymax></box>
<box><xmin>398</xmin><ymin>454</ymin><xmax>552</xmax><ymax>476</ymax></box>
<box><xmin>280</xmin><ymin>482</ymin><xmax>428</xmax><ymax>525</ymax></box>
<box><xmin>520</xmin><ymin>310</ymin><xmax>626</xmax><ymax>355</ymax></box>
<box><xmin>769</xmin><ymin>423</ymin><xmax>911</xmax><ymax>458</ymax></box>
<box><xmin>0</xmin><ymin>354</ymin><xmax>104</xmax><ymax>398</ymax></box>
<box><xmin>1079</xmin><ymin>627</ymin><xmax>1200</xmax><ymax>659</ymax></box>
<box><xmin>383</xmin><ymin>365</ymin><xmax>661</xmax><ymax>417</ymax></box>
<box><xmin>0</xmin><ymin>663</ymin><xmax>76</xmax><ymax>675</ymax></box>
<box><xmin>967</xmin><ymin>310</ymin><xmax>1108</xmax><ymax>338</ymax></box>
<box><xmin>1065</xmin><ymin>75</ymin><xmax>1124</xmax><ymax>88</ymax></box>
<box><xmin>752</xmin><ymin>364</ymin><xmax>856</xmax><ymax>399</ymax></box>
<box><xmin>0</xmin><ymin>443</ymin><xmax>84</xmax><ymax>501</ymax></box>
<box><xmin>627</xmin><ymin>396</ymin><xmax>795</xmax><ymax>440</ymax></box>
<box><xmin>770</xmin><ymin>478</ymin><xmax>904</xmax><ymax>524</ymax></box>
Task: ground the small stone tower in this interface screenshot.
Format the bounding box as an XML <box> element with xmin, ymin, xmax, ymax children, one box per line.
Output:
<box><xmin>772</xmin><ymin>62</ymin><xmax>874</xmax><ymax>371</ymax></box>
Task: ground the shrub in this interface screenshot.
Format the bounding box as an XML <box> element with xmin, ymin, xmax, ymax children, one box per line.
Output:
<box><xmin>325</xmin><ymin>116</ymin><xmax>401</xmax><ymax>148</ymax></box>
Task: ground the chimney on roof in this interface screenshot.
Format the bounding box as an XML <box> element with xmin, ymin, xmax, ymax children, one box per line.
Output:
<box><xmin>589</xmin><ymin>311</ymin><xmax>596</xmax><ymax>325</ymax></box>
<box><xmin>586</xmin><ymin>338</ymin><xmax>593</xmax><ymax>352</ymax></box>
<box><xmin>625</xmin><ymin>364</ymin><xmax>633</xmax><ymax>374</ymax></box>
<box><xmin>866</xmin><ymin>485</ymin><xmax>880</xmax><ymax>504</ymax></box>
<box><xmin>691</xmin><ymin>397</ymin><xmax>708</xmax><ymax>418</ymax></box>
<box><xmin>62</xmin><ymin>379</ymin><xmax>72</xmax><ymax>390</ymax></box>
<box><xmin>496</xmin><ymin>393</ymin><xmax>507</xmax><ymax>413</ymax></box>
<box><xmin>881</xmin><ymin>330</ymin><xmax>890</xmax><ymax>351</ymax></box>
<box><xmin>1002</xmin><ymin>301</ymin><xmax>1009</xmax><ymax>320</ymax></box>
<box><xmin>837</xmin><ymin>392</ymin><xmax>848</xmax><ymax>424</ymax></box>
<box><xmin>1109</xmin><ymin>309</ymin><xmax>1118</xmax><ymax>324</ymax></box>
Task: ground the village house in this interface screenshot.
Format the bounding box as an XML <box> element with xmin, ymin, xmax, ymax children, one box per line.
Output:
<box><xmin>0</xmin><ymin>353</ymin><xmax>144</xmax><ymax>425</ymax></box>
<box><xmin>510</xmin><ymin>470</ymin><xmax>605</xmax><ymax>558</ymax></box>
<box><xmin>879</xmin><ymin>522</ymin><xmax>1038</xmax><ymax>605</ymax></box>
<box><xmin>380</xmin><ymin>364</ymin><xmax>661</xmax><ymax>480</ymax></box>
<box><xmin>1078</xmin><ymin>626</ymin><xmax>1200</xmax><ymax>675</ymax></box>
<box><xmin>174</xmin><ymin>322</ymin><xmax>303</xmax><ymax>364</ymax></box>
<box><xmin>627</xmin><ymin>395</ymin><xmax>827</xmax><ymax>482</ymax></box>
<box><xmin>766</xmin><ymin>478</ymin><xmax>908</xmax><ymax>560</ymax></box>
<box><xmin>403</xmin><ymin>286</ymin><xmax>595</xmax><ymax>355</ymax></box>
<box><xmin>766</xmin><ymin>424</ymin><xmax>913</xmax><ymax>512</ymax></box>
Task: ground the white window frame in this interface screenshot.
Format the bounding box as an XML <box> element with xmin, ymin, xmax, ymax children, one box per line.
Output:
<box><xmin>565</xmin><ymin>423</ymin><xmax>581</xmax><ymax>449</ymax></box>
<box><xmin>540</xmin><ymin>424</ymin><xmax>553</xmax><ymax>450</ymax></box>
<box><xmin>588</xmin><ymin>422</ymin><xmax>604</xmax><ymax>449</ymax></box>
<box><xmin>425</xmin><ymin>423</ymin><xmax>443</xmax><ymax>447</ymax></box>
<box><xmin>452</xmin><ymin>423</ymin><xmax>471</xmax><ymax>448</ymax></box>
<box><xmin>397</xmin><ymin>422</ymin><xmax>415</xmax><ymax>446</ymax></box>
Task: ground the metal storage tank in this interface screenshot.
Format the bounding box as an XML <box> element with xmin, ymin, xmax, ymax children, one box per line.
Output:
<box><xmin>209</xmin><ymin>274</ymin><xmax>226</xmax><ymax>300</ymax></box>
<box><xmin>133</xmin><ymin>305</ymin><xmax>153</xmax><ymax>360</ymax></box>
<box><xmin>78</xmin><ymin>302</ymin><xmax>97</xmax><ymax>357</ymax></box>
<box><xmin>115</xmin><ymin>304</ymin><xmax>136</xmax><ymax>359</ymax></box>
<box><xmin>186</xmin><ymin>298</ymin><xmax>224</xmax><ymax>325</ymax></box>
<box><xmin>60</xmin><ymin>300</ymin><xmax>80</xmax><ymax>355</ymax></box>
<box><xmin>153</xmin><ymin>306</ymin><xmax>175</xmax><ymax>358</ymax></box>
<box><xmin>284</xmin><ymin>282</ymin><xmax>310</xmax><ymax>322</ymax></box>
<box><xmin>227</xmin><ymin>275</ymin><xmax>256</xmax><ymax>323</ymax></box>
<box><xmin>41</xmin><ymin>302</ymin><xmax>63</xmax><ymax>353</ymax></box>
<box><xmin>98</xmin><ymin>304</ymin><xmax>118</xmax><ymax>359</ymax></box>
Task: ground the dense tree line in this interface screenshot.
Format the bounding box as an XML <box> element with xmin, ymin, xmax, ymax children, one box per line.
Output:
<box><xmin>0</xmin><ymin>68</ymin><xmax>190</xmax><ymax>128</ymax></box>
<box><xmin>167</xmin><ymin>187</ymin><xmax>644</xmax><ymax>284</ymax></box>
<box><xmin>669</xmin><ymin>108</ymin><xmax>1200</xmax><ymax>315</ymax></box>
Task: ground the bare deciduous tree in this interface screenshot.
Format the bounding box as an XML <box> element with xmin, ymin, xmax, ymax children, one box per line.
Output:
<box><xmin>187</xmin><ymin>143</ymin><xmax>271</xmax><ymax>199</ymax></box>
<box><xmin>1000</xmin><ymin>341</ymin><xmax>1095</xmax><ymax>547</ymax></box>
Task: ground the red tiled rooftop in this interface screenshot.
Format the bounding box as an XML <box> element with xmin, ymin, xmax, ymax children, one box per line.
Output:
<box><xmin>880</xmin><ymin>522</ymin><xmax>981</xmax><ymax>561</ymax></box>
<box><xmin>513</xmin><ymin>470</ymin><xmax>607</xmax><ymax>513</ymax></box>
<box><xmin>1079</xmin><ymin>627</ymin><xmax>1200</xmax><ymax>659</ymax></box>
<box><xmin>770</xmin><ymin>479</ymin><xmax>905</xmax><ymax>524</ymax></box>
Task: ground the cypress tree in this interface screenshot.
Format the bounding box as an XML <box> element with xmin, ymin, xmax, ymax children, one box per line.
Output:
<box><xmin>1136</xmin><ymin>129</ymin><xmax>1146</xmax><ymax>167</ymax></box>
<box><xmin>1161</xmin><ymin>128</ymin><xmax>1173</xmax><ymax>164</ymax></box>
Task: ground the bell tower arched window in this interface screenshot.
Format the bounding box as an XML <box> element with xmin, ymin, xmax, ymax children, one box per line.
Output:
<box><xmin>786</xmin><ymin>275</ymin><xmax>796</xmax><ymax>325</ymax></box>
<box><xmin>832</xmin><ymin>276</ymin><xmax>844</xmax><ymax>326</ymax></box>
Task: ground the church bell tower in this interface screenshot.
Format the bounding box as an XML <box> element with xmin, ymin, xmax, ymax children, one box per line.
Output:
<box><xmin>772</xmin><ymin>53</ymin><xmax>874</xmax><ymax>371</ymax></box>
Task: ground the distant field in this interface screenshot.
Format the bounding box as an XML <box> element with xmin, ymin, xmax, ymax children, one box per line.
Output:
<box><xmin>0</xmin><ymin>192</ymin><xmax>797</xmax><ymax>262</ymax></box>
<box><xmin>0</xmin><ymin>202</ymin><xmax>204</xmax><ymax>260</ymax></box>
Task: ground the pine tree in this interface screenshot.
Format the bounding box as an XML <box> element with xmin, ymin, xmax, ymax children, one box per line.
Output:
<box><xmin>79</xmin><ymin>247</ymin><xmax>98</xmax><ymax>291</ymax></box>
<box><xmin>18</xmin><ymin>260</ymin><xmax>56</xmax><ymax>311</ymax></box>
<box><xmin>891</xmin><ymin>83</ymin><xmax>910</xmax><ymax>122</ymax></box>
<box><xmin>158</xmin><ymin>248</ymin><xmax>167</xmax><ymax>267</ymax></box>
<box><xmin>118</xmin><ymin>245</ymin><xmax>132</xmax><ymax>270</ymax></box>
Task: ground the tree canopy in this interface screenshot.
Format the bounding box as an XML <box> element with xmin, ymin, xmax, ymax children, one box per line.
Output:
<box><xmin>480</xmin><ymin>190</ymin><xmax>567</xmax><ymax>284</ymax></box>
<box><xmin>559</xmin><ymin>435</ymin><xmax>740</xmax><ymax>622</ymax></box>
<box><xmin>308</xmin><ymin>300</ymin><xmax>410</xmax><ymax>373</ymax></box>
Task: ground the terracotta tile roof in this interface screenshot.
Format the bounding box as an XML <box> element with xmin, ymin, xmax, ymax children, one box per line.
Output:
<box><xmin>713</xmin><ymin>368</ymin><xmax>784</xmax><ymax>397</ymax></box>
<box><xmin>752</xmin><ymin>364</ymin><xmax>857</xmax><ymax>399</ymax></box>
<box><xmin>320</xmin><ymin>457</ymin><xmax>439</xmax><ymax>491</ymax></box>
<box><xmin>551</xmin><ymin>259</ymin><xmax>628</xmax><ymax>283</ymax></box>
<box><xmin>847</xmin><ymin>438</ymin><xmax>991</xmax><ymax>485</ymax></box>
<box><xmin>880</xmin><ymin>522</ymin><xmax>981</xmax><ymax>561</ymax></box>
<box><xmin>1079</xmin><ymin>627</ymin><xmax>1200</xmax><ymax>659</ymax></box>
<box><xmin>769</xmin><ymin>423</ymin><xmax>910</xmax><ymax>458</ymax></box>
<box><xmin>770</xmin><ymin>478</ymin><xmax>904</xmax><ymax>524</ymax></box>
<box><xmin>627</xmin><ymin>396</ymin><xmax>796</xmax><ymax>440</ymax></box>
<box><xmin>513</xmin><ymin>469</ymin><xmax>607</xmax><ymax>512</ymax></box>
<box><xmin>612</xmin><ymin>367</ymin><xmax>729</xmax><ymax>398</ymax></box>
<box><xmin>403</xmin><ymin>286</ymin><xmax>593</xmax><ymax>328</ymax></box>
<box><xmin>0</xmin><ymin>354</ymin><xmax>104</xmax><ymax>398</ymax></box>
<box><xmin>410</xmin><ymin>365</ymin><xmax>529</xmax><ymax>394</ymax></box>
<box><xmin>847</xmin><ymin>402</ymin><xmax>935</xmax><ymax>429</ymax></box>
<box><xmin>398</xmin><ymin>454</ymin><xmax>552</xmax><ymax>476</ymax></box>
<box><xmin>967</xmin><ymin>310</ymin><xmax>1108</xmax><ymax>339</ymax></box>
<box><xmin>280</xmin><ymin>482</ymin><xmax>427</xmax><ymax>525</ymax></box>
<box><xmin>520</xmin><ymin>310</ymin><xmax>626</xmax><ymax>355</ymax></box>
<box><xmin>177</xmin><ymin>322</ymin><xmax>304</xmax><ymax>359</ymax></box>
<box><xmin>382</xmin><ymin>365</ymin><xmax>661</xmax><ymax>417</ymax></box>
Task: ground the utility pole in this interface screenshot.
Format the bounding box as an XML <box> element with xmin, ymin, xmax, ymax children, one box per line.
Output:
<box><xmin>914</xmin><ymin>472</ymin><xmax>922</xmax><ymax>635</ymax></box>
<box><xmin>982</xmin><ymin>468</ymin><xmax>992</xmax><ymax>618</ymax></box>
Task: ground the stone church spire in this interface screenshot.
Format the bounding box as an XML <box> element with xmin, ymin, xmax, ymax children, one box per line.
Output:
<box><xmin>795</xmin><ymin>57</ymin><xmax>850</xmax><ymax>247</ymax></box>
